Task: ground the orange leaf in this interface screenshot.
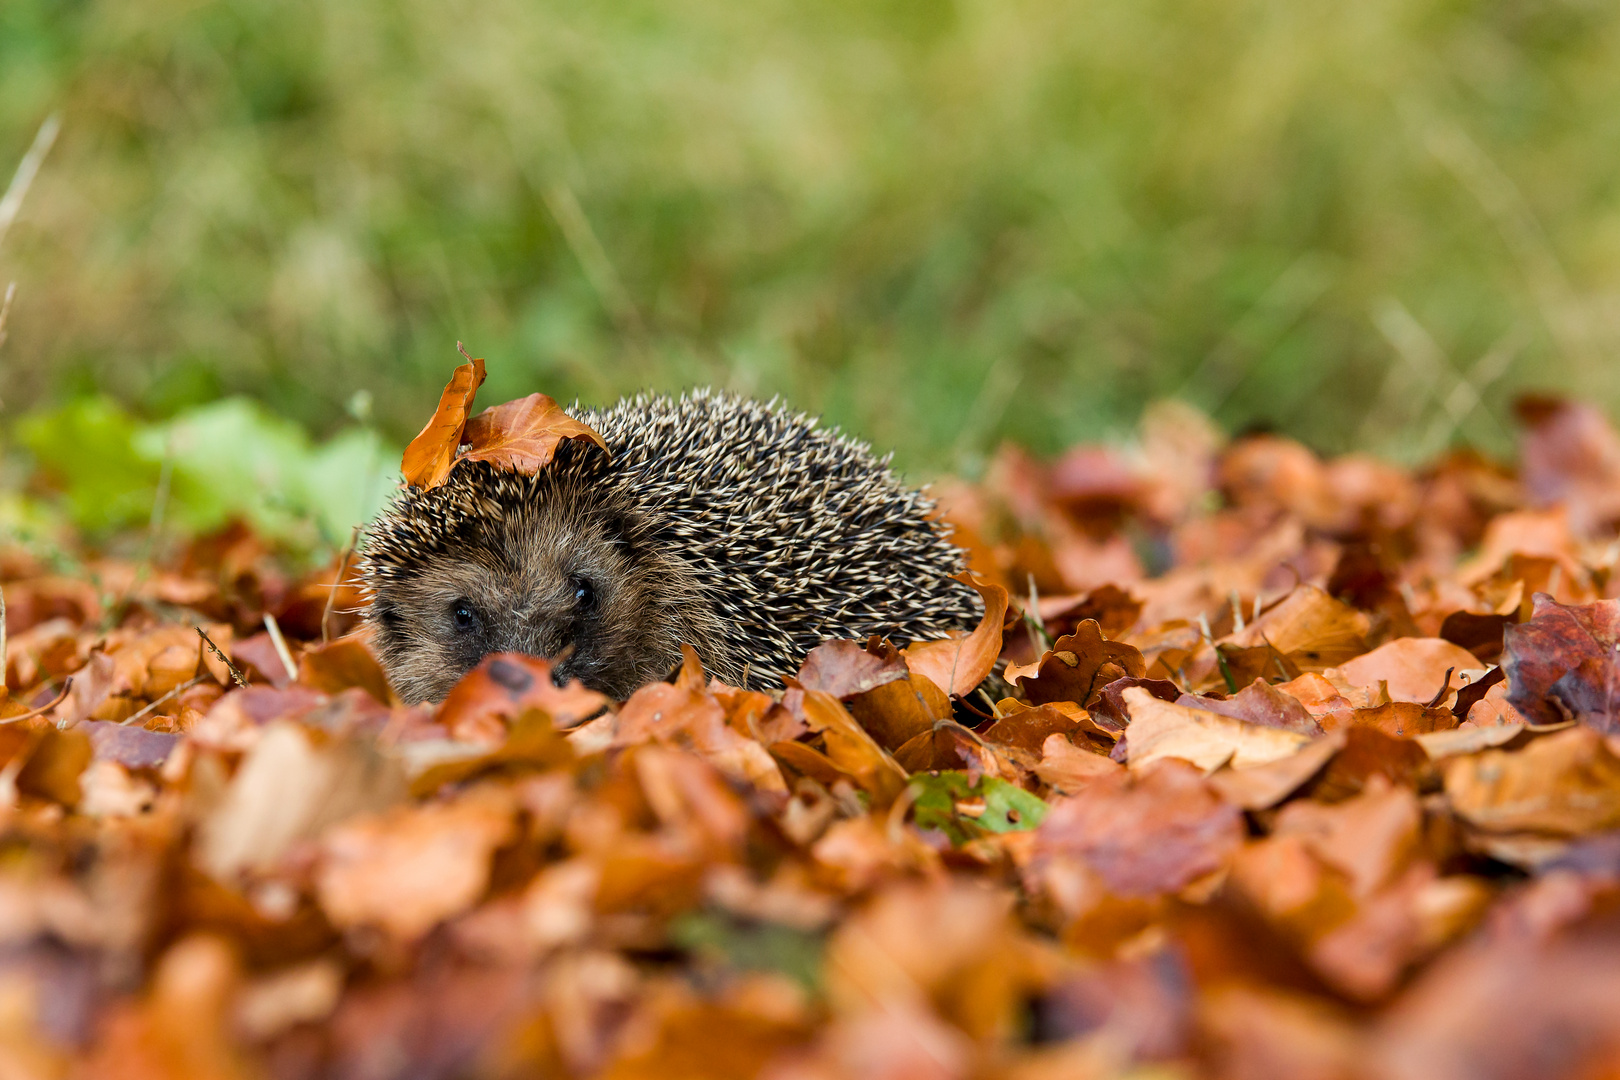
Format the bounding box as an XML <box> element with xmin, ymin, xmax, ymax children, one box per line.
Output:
<box><xmin>902</xmin><ymin>574</ymin><xmax>1009</xmax><ymax>697</ymax></box>
<box><xmin>461</xmin><ymin>393</ymin><xmax>608</xmax><ymax>474</ymax></box>
<box><xmin>400</xmin><ymin>348</ymin><xmax>487</xmax><ymax>489</ymax></box>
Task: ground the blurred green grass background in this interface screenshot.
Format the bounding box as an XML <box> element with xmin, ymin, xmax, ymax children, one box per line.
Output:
<box><xmin>3</xmin><ymin>0</ymin><xmax>1620</xmax><ymax>546</ymax></box>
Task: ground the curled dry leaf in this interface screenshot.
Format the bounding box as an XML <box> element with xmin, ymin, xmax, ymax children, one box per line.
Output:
<box><xmin>902</xmin><ymin>574</ymin><xmax>1009</xmax><ymax>697</ymax></box>
<box><xmin>400</xmin><ymin>352</ymin><xmax>486</xmax><ymax>489</ymax></box>
<box><xmin>797</xmin><ymin>638</ymin><xmax>909</xmax><ymax>700</ymax></box>
<box><xmin>460</xmin><ymin>392</ymin><xmax>609</xmax><ymax>474</ymax></box>
<box><xmin>1034</xmin><ymin>733</ymin><xmax>1123</xmax><ymax>793</ymax></box>
<box><xmin>296</xmin><ymin>636</ymin><xmax>393</xmax><ymax>705</ymax></box>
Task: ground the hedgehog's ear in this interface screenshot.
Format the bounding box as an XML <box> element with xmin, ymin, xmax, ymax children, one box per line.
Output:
<box><xmin>371</xmin><ymin>599</ymin><xmax>404</xmax><ymax>633</ymax></box>
<box><xmin>603</xmin><ymin>510</ymin><xmax>647</xmax><ymax>560</ymax></box>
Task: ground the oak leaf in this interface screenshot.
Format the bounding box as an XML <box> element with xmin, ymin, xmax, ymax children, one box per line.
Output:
<box><xmin>1008</xmin><ymin>619</ymin><xmax>1146</xmax><ymax>708</ymax></box>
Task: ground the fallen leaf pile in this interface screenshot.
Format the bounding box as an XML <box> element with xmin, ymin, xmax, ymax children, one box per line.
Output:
<box><xmin>6</xmin><ymin>392</ymin><xmax>1620</xmax><ymax>1078</ymax></box>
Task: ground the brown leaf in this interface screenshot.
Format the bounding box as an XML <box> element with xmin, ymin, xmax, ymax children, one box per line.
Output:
<box><xmin>83</xmin><ymin>721</ymin><xmax>179</xmax><ymax>770</ymax></box>
<box><xmin>296</xmin><ymin>635</ymin><xmax>393</xmax><ymax>705</ymax></box>
<box><xmin>1009</xmin><ymin>619</ymin><xmax>1147</xmax><ymax>708</ymax></box>
<box><xmin>460</xmin><ymin>392</ymin><xmax>609</xmax><ymax>474</ymax></box>
<box><xmin>824</xmin><ymin>878</ymin><xmax>1044</xmax><ymax>1043</ymax></box>
<box><xmin>1310</xmin><ymin>725</ymin><xmax>1433</xmax><ymax>802</ymax></box>
<box><xmin>404</xmin><ymin>708</ymin><xmax>576</xmax><ymax>796</ymax></box>
<box><xmin>1206</xmin><ymin>732</ymin><xmax>1345</xmax><ymax>810</ymax></box>
<box><xmin>844</xmin><ymin>673</ymin><xmax>952</xmax><ymax>751</ymax></box>
<box><xmin>615</xmin><ymin>654</ymin><xmax>785</xmax><ymax>792</ymax></box>
<box><xmin>316</xmin><ymin>785</ymin><xmax>516</xmax><ymax>941</ymax></box>
<box><xmin>797</xmin><ymin>638</ymin><xmax>910</xmax><ymax>699</ymax></box>
<box><xmin>1199</xmin><ymin>986</ymin><xmax>1361</xmax><ymax>1080</ymax></box>
<box><xmin>1338</xmin><ymin>701</ymin><xmax>1458</xmax><ymax>738</ymax></box>
<box><xmin>1274</xmin><ymin>778</ymin><xmax>1423</xmax><ymax>898</ymax></box>
<box><xmin>1373</xmin><ymin>926</ymin><xmax>1620</xmax><ymax>1080</ymax></box>
<box><xmin>796</xmin><ymin>690</ymin><xmax>908</xmax><ymax>804</ymax></box>
<box><xmin>1515</xmin><ymin>392</ymin><xmax>1620</xmax><ymax>536</ymax></box>
<box><xmin>903</xmin><ymin>574</ymin><xmax>1009</xmax><ymax>696</ymax></box>
<box><xmin>435</xmin><ymin>652</ymin><xmax>611</xmax><ymax>736</ymax></box>
<box><xmin>79</xmin><ymin>935</ymin><xmax>257</xmax><ymax>1080</ymax></box>
<box><xmin>1180</xmin><ymin>678</ymin><xmax>1320</xmax><ymax>735</ymax></box>
<box><xmin>1089</xmin><ymin>675</ymin><xmax>1180</xmax><ymax>734</ymax></box>
<box><xmin>401</xmin><ymin>351</ymin><xmax>487</xmax><ymax>490</ymax></box>
<box><xmin>1033</xmin><ymin>734</ymin><xmax>1123</xmax><ymax>793</ymax></box>
<box><xmin>15</xmin><ymin>723</ymin><xmax>92</xmax><ymax>805</ymax></box>
<box><xmin>1220</xmin><ymin>585</ymin><xmax>1370</xmax><ymax>673</ymax></box>
<box><xmin>1444</xmin><ymin>726</ymin><xmax>1620</xmax><ymax>836</ymax></box>
<box><xmin>1031</xmin><ymin>759</ymin><xmax>1244</xmax><ymax>898</ymax></box>
<box><xmin>1333</xmin><ymin>637</ymin><xmax>1481</xmax><ymax>707</ymax></box>
<box><xmin>981</xmin><ymin>702</ymin><xmax>1085</xmax><ymax>754</ymax></box>
<box><xmin>195</xmin><ymin>720</ymin><xmax>407</xmax><ymax>880</ymax></box>
<box><xmin>1439</xmin><ymin>610</ymin><xmax>1515</xmax><ymax>664</ymax></box>
<box><xmin>1042</xmin><ymin>583</ymin><xmax>1143</xmax><ymax>638</ymax></box>
<box><xmin>1123</xmin><ymin>688</ymin><xmax>1313</xmax><ymax>773</ymax></box>
<box><xmin>1502</xmin><ymin>593</ymin><xmax>1620</xmax><ymax>731</ymax></box>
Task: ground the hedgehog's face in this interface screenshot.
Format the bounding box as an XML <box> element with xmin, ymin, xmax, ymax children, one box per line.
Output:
<box><xmin>366</xmin><ymin>500</ymin><xmax>690</xmax><ymax>703</ymax></box>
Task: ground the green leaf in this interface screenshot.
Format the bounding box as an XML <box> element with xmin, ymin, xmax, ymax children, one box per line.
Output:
<box><xmin>908</xmin><ymin>771</ymin><xmax>1048</xmax><ymax>845</ymax></box>
<box><xmin>669</xmin><ymin>910</ymin><xmax>824</xmax><ymax>992</ymax></box>
<box><xmin>978</xmin><ymin>775</ymin><xmax>1050</xmax><ymax>832</ymax></box>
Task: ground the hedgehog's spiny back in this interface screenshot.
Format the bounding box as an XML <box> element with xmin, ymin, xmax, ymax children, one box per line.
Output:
<box><xmin>579</xmin><ymin>390</ymin><xmax>980</xmax><ymax>683</ymax></box>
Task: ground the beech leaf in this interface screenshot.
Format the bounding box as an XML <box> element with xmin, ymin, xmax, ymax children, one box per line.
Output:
<box><xmin>460</xmin><ymin>392</ymin><xmax>609</xmax><ymax>474</ymax></box>
<box><xmin>400</xmin><ymin>349</ymin><xmax>486</xmax><ymax>489</ymax></box>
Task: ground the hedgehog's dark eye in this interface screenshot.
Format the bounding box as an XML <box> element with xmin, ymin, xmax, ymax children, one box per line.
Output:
<box><xmin>451</xmin><ymin>600</ymin><xmax>480</xmax><ymax>631</ymax></box>
<box><xmin>571</xmin><ymin>576</ymin><xmax>596</xmax><ymax>611</ymax></box>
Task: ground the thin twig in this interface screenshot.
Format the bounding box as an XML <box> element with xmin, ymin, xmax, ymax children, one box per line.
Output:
<box><xmin>0</xmin><ymin>677</ymin><xmax>72</xmax><ymax>725</ymax></box>
<box><xmin>120</xmin><ymin>675</ymin><xmax>205</xmax><ymax>727</ymax></box>
<box><xmin>322</xmin><ymin>525</ymin><xmax>361</xmax><ymax>643</ymax></box>
<box><xmin>196</xmin><ymin>627</ymin><xmax>247</xmax><ymax>687</ymax></box>
<box><xmin>0</xmin><ymin>114</ymin><xmax>61</xmax><ymax>254</ymax></box>
<box><xmin>262</xmin><ymin>613</ymin><xmax>298</xmax><ymax>682</ymax></box>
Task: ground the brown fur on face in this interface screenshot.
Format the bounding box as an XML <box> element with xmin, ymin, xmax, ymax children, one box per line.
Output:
<box><xmin>364</xmin><ymin>467</ymin><xmax>731</xmax><ymax>704</ymax></box>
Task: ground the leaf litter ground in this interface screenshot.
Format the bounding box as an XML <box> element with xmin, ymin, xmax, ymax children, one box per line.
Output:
<box><xmin>6</xmin><ymin>390</ymin><xmax>1620</xmax><ymax>1078</ymax></box>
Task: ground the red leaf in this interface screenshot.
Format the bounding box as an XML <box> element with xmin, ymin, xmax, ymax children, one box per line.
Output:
<box><xmin>1503</xmin><ymin>593</ymin><xmax>1620</xmax><ymax>731</ymax></box>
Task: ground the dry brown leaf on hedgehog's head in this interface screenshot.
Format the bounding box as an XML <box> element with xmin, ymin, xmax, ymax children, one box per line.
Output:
<box><xmin>401</xmin><ymin>346</ymin><xmax>486</xmax><ymax>489</ymax></box>
<box><xmin>461</xmin><ymin>392</ymin><xmax>609</xmax><ymax>474</ymax></box>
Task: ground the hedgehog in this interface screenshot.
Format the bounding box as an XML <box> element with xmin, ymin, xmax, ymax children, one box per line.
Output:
<box><xmin>359</xmin><ymin>389</ymin><xmax>983</xmax><ymax>703</ymax></box>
